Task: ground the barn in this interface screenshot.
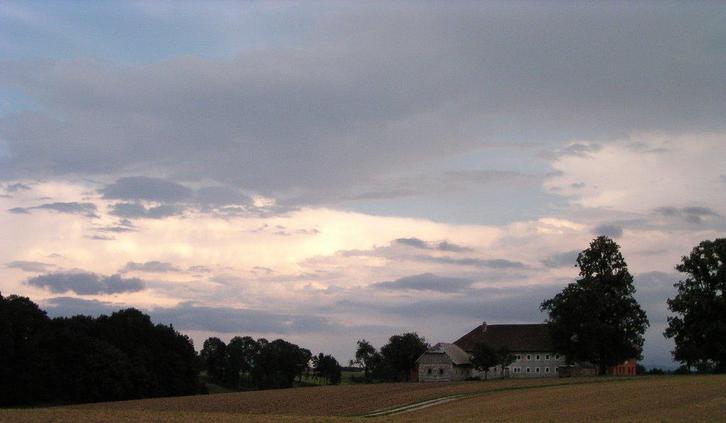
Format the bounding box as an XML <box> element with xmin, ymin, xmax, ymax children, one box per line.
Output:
<box><xmin>454</xmin><ymin>322</ymin><xmax>567</xmax><ymax>379</ymax></box>
<box><xmin>416</xmin><ymin>343</ymin><xmax>473</xmax><ymax>382</ymax></box>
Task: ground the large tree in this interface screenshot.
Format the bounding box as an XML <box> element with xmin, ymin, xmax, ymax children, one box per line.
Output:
<box><xmin>380</xmin><ymin>332</ymin><xmax>429</xmax><ymax>381</ymax></box>
<box><xmin>664</xmin><ymin>238</ymin><xmax>726</xmax><ymax>372</ymax></box>
<box><xmin>471</xmin><ymin>342</ymin><xmax>499</xmax><ymax>380</ymax></box>
<box><xmin>200</xmin><ymin>337</ymin><xmax>228</xmax><ymax>385</ymax></box>
<box><xmin>353</xmin><ymin>339</ymin><xmax>377</xmax><ymax>380</ymax></box>
<box><xmin>540</xmin><ymin>236</ymin><xmax>649</xmax><ymax>374</ymax></box>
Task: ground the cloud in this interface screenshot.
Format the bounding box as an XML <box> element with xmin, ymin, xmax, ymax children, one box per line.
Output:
<box><xmin>43</xmin><ymin>297</ymin><xmax>344</xmax><ymax>334</ymax></box>
<box><xmin>26</xmin><ymin>271</ymin><xmax>145</xmax><ymax>295</ymax></box>
<box><xmin>9</xmin><ymin>202</ymin><xmax>98</xmax><ymax>218</ymax></box>
<box><xmin>4</xmin><ymin>182</ymin><xmax>31</xmax><ymax>193</ymax></box>
<box><xmin>2</xmin><ymin>4</ymin><xmax>725</xmax><ymax>203</ymax></box>
<box><xmin>541</xmin><ymin>250</ymin><xmax>580</xmax><ymax>268</ymax></box>
<box><xmin>373</xmin><ymin>273</ymin><xmax>473</xmax><ymax>293</ymax></box>
<box><xmin>7</xmin><ymin>207</ymin><xmax>30</xmax><ymax>214</ymax></box>
<box><xmin>417</xmin><ymin>255</ymin><xmax>526</xmax><ymax>269</ymax></box>
<box><xmin>6</xmin><ymin>260</ymin><xmax>55</xmax><ymax>272</ymax></box>
<box><xmin>593</xmin><ymin>224</ymin><xmax>623</xmax><ymax>238</ymax></box>
<box><xmin>109</xmin><ymin>202</ymin><xmax>184</xmax><ymax>219</ymax></box>
<box><xmin>121</xmin><ymin>261</ymin><xmax>180</xmax><ymax>273</ymax></box>
<box><xmin>100</xmin><ymin>176</ymin><xmax>193</xmax><ymax>202</ymax></box>
<box><xmin>394</xmin><ymin>237</ymin><xmax>430</xmax><ymax>249</ymax></box>
<box><xmin>654</xmin><ymin>206</ymin><xmax>721</xmax><ymax>224</ymax></box>
<box><xmin>339</xmin><ymin>283</ymin><xmax>562</xmax><ymax>322</ymax></box>
<box><xmin>393</xmin><ymin>237</ymin><xmax>472</xmax><ymax>252</ymax></box>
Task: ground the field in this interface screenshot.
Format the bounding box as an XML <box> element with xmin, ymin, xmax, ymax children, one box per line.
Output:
<box><xmin>2</xmin><ymin>375</ymin><xmax>724</xmax><ymax>422</ymax></box>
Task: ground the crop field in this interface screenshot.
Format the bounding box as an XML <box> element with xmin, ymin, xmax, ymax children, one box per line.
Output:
<box><xmin>2</xmin><ymin>375</ymin><xmax>724</xmax><ymax>422</ymax></box>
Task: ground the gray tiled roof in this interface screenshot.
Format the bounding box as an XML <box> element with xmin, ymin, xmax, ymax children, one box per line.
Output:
<box><xmin>417</xmin><ymin>342</ymin><xmax>472</xmax><ymax>365</ymax></box>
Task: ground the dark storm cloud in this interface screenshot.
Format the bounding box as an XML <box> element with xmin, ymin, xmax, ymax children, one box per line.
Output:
<box><xmin>593</xmin><ymin>224</ymin><xmax>623</xmax><ymax>238</ymax></box>
<box><xmin>2</xmin><ymin>3</ymin><xmax>724</xmax><ymax>202</ymax></box>
<box><xmin>26</xmin><ymin>271</ymin><xmax>145</xmax><ymax>295</ymax></box>
<box><xmin>373</xmin><ymin>273</ymin><xmax>473</xmax><ymax>293</ymax></box>
<box><xmin>6</xmin><ymin>260</ymin><xmax>55</xmax><ymax>272</ymax></box>
<box><xmin>100</xmin><ymin>176</ymin><xmax>193</xmax><ymax>202</ymax></box>
<box><xmin>121</xmin><ymin>261</ymin><xmax>180</xmax><ymax>273</ymax></box>
<box><xmin>541</xmin><ymin>250</ymin><xmax>580</xmax><ymax>268</ymax></box>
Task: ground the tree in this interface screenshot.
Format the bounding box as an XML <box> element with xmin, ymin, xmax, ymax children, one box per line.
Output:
<box><xmin>0</xmin><ymin>293</ymin><xmax>52</xmax><ymax>405</ymax></box>
<box><xmin>664</xmin><ymin>238</ymin><xmax>726</xmax><ymax>373</ymax></box>
<box><xmin>252</xmin><ymin>339</ymin><xmax>307</xmax><ymax>389</ymax></box>
<box><xmin>200</xmin><ymin>337</ymin><xmax>228</xmax><ymax>385</ymax></box>
<box><xmin>470</xmin><ymin>343</ymin><xmax>514</xmax><ymax>380</ymax></box>
<box><xmin>471</xmin><ymin>343</ymin><xmax>499</xmax><ymax>380</ymax></box>
<box><xmin>380</xmin><ymin>332</ymin><xmax>429</xmax><ymax>381</ymax></box>
<box><xmin>540</xmin><ymin>236</ymin><xmax>649</xmax><ymax>375</ymax></box>
<box><xmin>353</xmin><ymin>339</ymin><xmax>377</xmax><ymax>380</ymax></box>
<box><xmin>312</xmin><ymin>353</ymin><xmax>341</xmax><ymax>385</ymax></box>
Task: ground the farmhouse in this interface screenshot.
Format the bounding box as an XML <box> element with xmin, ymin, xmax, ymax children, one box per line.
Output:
<box><xmin>417</xmin><ymin>322</ymin><xmax>567</xmax><ymax>382</ymax></box>
<box><xmin>416</xmin><ymin>342</ymin><xmax>473</xmax><ymax>382</ymax></box>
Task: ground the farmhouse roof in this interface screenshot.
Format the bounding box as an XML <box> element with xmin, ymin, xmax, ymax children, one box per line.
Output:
<box><xmin>454</xmin><ymin>323</ymin><xmax>554</xmax><ymax>353</ymax></box>
<box><xmin>417</xmin><ymin>342</ymin><xmax>472</xmax><ymax>365</ymax></box>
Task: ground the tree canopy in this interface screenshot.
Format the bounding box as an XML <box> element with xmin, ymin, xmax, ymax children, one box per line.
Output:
<box><xmin>664</xmin><ymin>238</ymin><xmax>726</xmax><ymax>373</ymax></box>
<box><xmin>540</xmin><ymin>236</ymin><xmax>649</xmax><ymax>374</ymax></box>
<box><xmin>380</xmin><ymin>332</ymin><xmax>429</xmax><ymax>382</ymax></box>
<box><xmin>0</xmin><ymin>293</ymin><xmax>201</xmax><ymax>406</ymax></box>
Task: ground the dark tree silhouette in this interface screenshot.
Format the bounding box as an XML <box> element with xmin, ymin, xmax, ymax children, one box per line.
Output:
<box><xmin>665</xmin><ymin>238</ymin><xmax>726</xmax><ymax>373</ymax></box>
<box><xmin>252</xmin><ymin>339</ymin><xmax>309</xmax><ymax>389</ymax></box>
<box><xmin>200</xmin><ymin>337</ymin><xmax>228</xmax><ymax>385</ymax></box>
<box><xmin>471</xmin><ymin>342</ymin><xmax>499</xmax><ymax>380</ymax></box>
<box><xmin>0</xmin><ymin>293</ymin><xmax>52</xmax><ymax>405</ymax></box>
<box><xmin>541</xmin><ymin>236</ymin><xmax>649</xmax><ymax>374</ymax></box>
<box><xmin>354</xmin><ymin>339</ymin><xmax>377</xmax><ymax>380</ymax></box>
<box><xmin>380</xmin><ymin>332</ymin><xmax>429</xmax><ymax>381</ymax></box>
<box><xmin>312</xmin><ymin>353</ymin><xmax>341</xmax><ymax>384</ymax></box>
<box><xmin>0</xmin><ymin>294</ymin><xmax>201</xmax><ymax>406</ymax></box>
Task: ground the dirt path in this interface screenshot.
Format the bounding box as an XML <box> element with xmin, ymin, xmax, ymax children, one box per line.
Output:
<box><xmin>363</xmin><ymin>394</ymin><xmax>471</xmax><ymax>417</ymax></box>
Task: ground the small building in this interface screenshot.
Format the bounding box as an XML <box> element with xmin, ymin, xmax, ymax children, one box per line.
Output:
<box><xmin>416</xmin><ymin>342</ymin><xmax>473</xmax><ymax>382</ymax></box>
<box><xmin>609</xmin><ymin>358</ymin><xmax>637</xmax><ymax>376</ymax></box>
<box><xmin>557</xmin><ymin>361</ymin><xmax>598</xmax><ymax>377</ymax></box>
<box><xmin>454</xmin><ymin>322</ymin><xmax>567</xmax><ymax>379</ymax></box>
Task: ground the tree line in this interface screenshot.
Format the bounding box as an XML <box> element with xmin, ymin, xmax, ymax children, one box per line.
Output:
<box><xmin>352</xmin><ymin>333</ymin><xmax>430</xmax><ymax>382</ymax></box>
<box><xmin>0</xmin><ymin>299</ymin><xmax>200</xmax><ymax>406</ymax></box>
<box><xmin>198</xmin><ymin>336</ymin><xmax>341</xmax><ymax>390</ymax></box>
<box><xmin>0</xmin><ymin>295</ymin><xmax>341</xmax><ymax>406</ymax></box>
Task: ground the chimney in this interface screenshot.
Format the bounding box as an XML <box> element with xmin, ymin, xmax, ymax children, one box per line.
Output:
<box><xmin>481</xmin><ymin>321</ymin><xmax>488</xmax><ymax>333</ymax></box>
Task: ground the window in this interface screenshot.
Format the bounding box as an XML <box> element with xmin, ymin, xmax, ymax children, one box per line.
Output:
<box><xmin>516</xmin><ymin>354</ymin><xmax>521</xmax><ymax>361</ymax></box>
<box><xmin>527</xmin><ymin>354</ymin><xmax>531</xmax><ymax>360</ymax></box>
<box><xmin>545</xmin><ymin>354</ymin><xmax>550</xmax><ymax>360</ymax></box>
<box><xmin>526</xmin><ymin>367</ymin><xmax>531</xmax><ymax>373</ymax></box>
<box><xmin>438</xmin><ymin>368</ymin><xmax>444</xmax><ymax>375</ymax></box>
<box><xmin>535</xmin><ymin>354</ymin><xmax>540</xmax><ymax>360</ymax></box>
<box><xmin>545</xmin><ymin>367</ymin><xmax>550</xmax><ymax>373</ymax></box>
<box><xmin>555</xmin><ymin>354</ymin><xmax>560</xmax><ymax>360</ymax></box>
<box><xmin>427</xmin><ymin>368</ymin><xmax>432</xmax><ymax>375</ymax></box>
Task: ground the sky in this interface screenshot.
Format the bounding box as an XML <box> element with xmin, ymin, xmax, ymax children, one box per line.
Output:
<box><xmin>1</xmin><ymin>1</ymin><xmax>725</xmax><ymax>368</ymax></box>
